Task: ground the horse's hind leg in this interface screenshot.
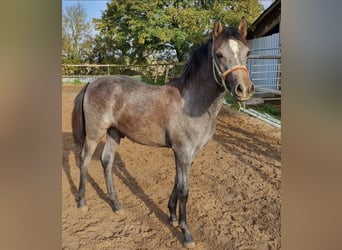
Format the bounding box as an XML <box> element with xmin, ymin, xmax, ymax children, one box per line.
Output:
<box><xmin>101</xmin><ymin>128</ymin><xmax>123</xmax><ymax>213</ymax></box>
<box><xmin>78</xmin><ymin>138</ymin><xmax>98</xmax><ymax>209</ymax></box>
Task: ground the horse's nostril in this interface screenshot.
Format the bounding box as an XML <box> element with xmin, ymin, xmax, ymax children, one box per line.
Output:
<box><xmin>250</xmin><ymin>82</ymin><xmax>255</xmax><ymax>93</ymax></box>
<box><xmin>250</xmin><ymin>83</ymin><xmax>256</xmax><ymax>95</ymax></box>
<box><xmin>235</xmin><ymin>83</ymin><xmax>244</xmax><ymax>96</ymax></box>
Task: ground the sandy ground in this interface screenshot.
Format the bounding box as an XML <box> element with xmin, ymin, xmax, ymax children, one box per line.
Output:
<box><xmin>62</xmin><ymin>84</ymin><xmax>281</xmax><ymax>250</ymax></box>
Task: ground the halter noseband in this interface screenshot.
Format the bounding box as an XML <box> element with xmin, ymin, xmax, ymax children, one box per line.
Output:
<box><xmin>212</xmin><ymin>36</ymin><xmax>249</xmax><ymax>93</ymax></box>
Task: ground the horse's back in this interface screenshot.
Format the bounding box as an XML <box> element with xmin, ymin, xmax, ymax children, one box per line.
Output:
<box><xmin>83</xmin><ymin>75</ymin><xmax>183</xmax><ymax>147</ymax></box>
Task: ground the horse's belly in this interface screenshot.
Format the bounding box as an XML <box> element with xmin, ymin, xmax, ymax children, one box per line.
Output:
<box><xmin>115</xmin><ymin>118</ymin><xmax>168</xmax><ymax>147</ymax></box>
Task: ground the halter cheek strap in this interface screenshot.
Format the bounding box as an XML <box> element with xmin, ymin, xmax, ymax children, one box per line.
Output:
<box><xmin>212</xmin><ymin>37</ymin><xmax>249</xmax><ymax>93</ymax></box>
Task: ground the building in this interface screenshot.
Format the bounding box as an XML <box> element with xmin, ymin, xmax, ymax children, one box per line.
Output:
<box><xmin>246</xmin><ymin>0</ymin><xmax>281</xmax><ymax>105</ymax></box>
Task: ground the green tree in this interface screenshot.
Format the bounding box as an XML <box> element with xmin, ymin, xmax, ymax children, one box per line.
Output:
<box><xmin>93</xmin><ymin>0</ymin><xmax>263</xmax><ymax>64</ymax></box>
<box><xmin>62</xmin><ymin>3</ymin><xmax>93</xmax><ymax>64</ymax></box>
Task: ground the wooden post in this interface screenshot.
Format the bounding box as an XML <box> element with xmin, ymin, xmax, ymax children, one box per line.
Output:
<box><xmin>154</xmin><ymin>64</ymin><xmax>159</xmax><ymax>83</ymax></box>
<box><xmin>164</xmin><ymin>65</ymin><xmax>169</xmax><ymax>84</ymax></box>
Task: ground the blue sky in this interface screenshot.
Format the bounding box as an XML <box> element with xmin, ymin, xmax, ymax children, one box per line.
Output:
<box><xmin>62</xmin><ymin>0</ymin><xmax>272</xmax><ymax>23</ymax></box>
<box><xmin>62</xmin><ymin>0</ymin><xmax>109</xmax><ymax>21</ymax></box>
<box><xmin>259</xmin><ymin>0</ymin><xmax>273</xmax><ymax>10</ymax></box>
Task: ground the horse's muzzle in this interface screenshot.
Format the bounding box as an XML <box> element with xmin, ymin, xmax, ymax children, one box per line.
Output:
<box><xmin>222</xmin><ymin>66</ymin><xmax>255</xmax><ymax>101</ymax></box>
<box><xmin>234</xmin><ymin>81</ymin><xmax>255</xmax><ymax>101</ymax></box>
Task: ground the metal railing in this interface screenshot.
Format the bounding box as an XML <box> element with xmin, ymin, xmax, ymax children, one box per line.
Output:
<box><xmin>247</xmin><ymin>48</ymin><xmax>281</xmax><ymax>96</ymax></box>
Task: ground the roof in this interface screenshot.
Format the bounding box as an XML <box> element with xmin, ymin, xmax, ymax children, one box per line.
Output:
<box><xmin>247</xmin><ymin>0</ymin><xmax>281</xmax><ymax>39</ymax></box>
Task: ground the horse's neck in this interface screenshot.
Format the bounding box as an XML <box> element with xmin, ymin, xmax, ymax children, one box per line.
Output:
<box><xmin>180</xmin><ymin>74</ymin><xmax>225</xmax><ymax>117</ymax></box>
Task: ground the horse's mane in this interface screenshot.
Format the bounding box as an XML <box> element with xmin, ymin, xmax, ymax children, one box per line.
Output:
<box><xmin>178</xmin><ymin>26</ymin><xmax>245</xmax><ymax>84</ymax></box>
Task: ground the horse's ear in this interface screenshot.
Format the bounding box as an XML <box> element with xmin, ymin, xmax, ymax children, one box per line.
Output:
<box><xmin>238</xmin><ymin>17</ymin><xmax>247</xmax><ymax>38</ymax></box>
<box><xmin>213</xmin><ymin>20</ymin><xmax>223</xmax><ymax>38</ymax></box>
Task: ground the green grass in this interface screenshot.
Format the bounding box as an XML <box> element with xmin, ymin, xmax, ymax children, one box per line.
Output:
<box><xmin>251</xmin><ymin>103</ymin><xmax>281</xmax><ymax>120</ymax></box>
<box><xmin>141</xmin><ymin>75</ymin><xmax>165</xmax><ymax>86</ymax></box>
<box><xmin>73</xmin><ymin>78</ymin><xmax>82</xmax><ymax>84</ymax></box>
<box><xmin>224</xmin><ymin>94</ymin><xmax>281</xmax><ymax>120</ymax></box>
<box><xmin>224</xmin><ymin>94</ymin><xmax>242</xmax><ymax>110</ymax></box>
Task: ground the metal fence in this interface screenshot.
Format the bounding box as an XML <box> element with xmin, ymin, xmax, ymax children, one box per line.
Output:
<box><xmin>247</xmin><ymin>48</ymin><xmax>281</xmax><ymax>95</ymax></box>
<box><xmin>247</xmin><ymin>33</ymin><xmax>281</xmax><ymax>96</ymax></box>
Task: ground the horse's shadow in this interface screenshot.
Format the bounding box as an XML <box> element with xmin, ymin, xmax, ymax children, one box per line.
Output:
<box><xmin>62</xmin><ymin>132</ymin><xmax>110</xmax><ymax>205</ymax></box>
<box><xmin>62</xmin><ymin>132</ymin><xmax>183</xmax><ymax>242</ymax></box>
<box><xmin>213</xmin><ymin>114</ymin><xmax>281</xmax><ymax>187</ymax></box>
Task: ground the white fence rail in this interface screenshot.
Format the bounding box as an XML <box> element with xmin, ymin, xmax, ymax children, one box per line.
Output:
<box><xmin>247</xmin><ymin>33</ymin><xmax>281</xmax><ymax>95</ymax></box>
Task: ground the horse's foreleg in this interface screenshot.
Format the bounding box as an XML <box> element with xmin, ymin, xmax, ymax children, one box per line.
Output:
<box><xmin>173</xmin><ymin>150</ymin><xmax>196</xmax><ymax>248</ymax></box>
<box><xmin>78</xmin><ymin>139</ymin><xmax>97</xmax><ymax>209</ymax></box>
<box><xmin>101</xmin><ymin>128</ymin><xmax>122</xmax><ymax>213</ymax></box>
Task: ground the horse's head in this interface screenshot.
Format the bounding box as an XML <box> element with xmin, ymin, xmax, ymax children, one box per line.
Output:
<box><xmin>212</xmin><ymin>18</ymin><xmax>255</xmax><ymax>101</ymax></box>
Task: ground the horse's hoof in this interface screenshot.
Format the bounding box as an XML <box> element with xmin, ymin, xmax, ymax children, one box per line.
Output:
<box><xmin>183</xmin><ymin>241</ymin><xmax>196</xmax><ymax>248</ymax></box>
<box><xmin>78</xmin><ymin>205</ymin><xmax>88</xmax><ymax>213</ymax></box>
<box><xmin>114</xmin><ymin>208</ymin><xmax>124</xmax><ymax>215</ymax></box>
<box><xmin>169</xmin><ymin>219</ymin><xmax>178</xmax><ymax>227</ymax></box>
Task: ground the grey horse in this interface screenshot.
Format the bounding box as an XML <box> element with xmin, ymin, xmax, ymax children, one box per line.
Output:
<box><xmin>72</xmin><ymin>18</ymin><xmax>254</xmax><ymax>248</ymax></box>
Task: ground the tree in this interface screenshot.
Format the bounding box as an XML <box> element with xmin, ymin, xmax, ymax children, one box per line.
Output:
<box><xmin>62</xmin><ymin>3</ymin><xmax>93</xmax><ymax>64</ymax></box>
<box><xmin>93</xmin><ymin>0</ymin><xmax>263</xmax><ymax>64</ymax></box>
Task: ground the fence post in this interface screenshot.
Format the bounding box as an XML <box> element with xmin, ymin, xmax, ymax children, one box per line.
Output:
<box><xmin>164</xmin><ymin>65</ymin><xmax>169</xmax><ymax>84</ymax></box>
<box><xmin>154</xmin><ymin>64</ymin><xmax>159</xmax><ymax>83</ymax></box>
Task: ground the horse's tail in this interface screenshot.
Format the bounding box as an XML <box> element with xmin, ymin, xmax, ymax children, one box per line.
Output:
<box><xmin>72</xmin><ymin>83</ymin><xmax>90</xmax><ymax>149</ymax></box>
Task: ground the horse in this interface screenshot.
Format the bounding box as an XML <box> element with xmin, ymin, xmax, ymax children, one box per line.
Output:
<box><xmin>71</xmin><ymin>18</ymin><xmax>254</xmax><ymax>248</ymax></box>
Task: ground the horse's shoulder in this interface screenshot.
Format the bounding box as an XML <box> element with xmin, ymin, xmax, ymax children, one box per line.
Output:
<box><xmin>162</xmin><ymin>85</ymin><xmax>181</xmax><ymax>95</ymax></box>
<box><xmin>161</xmin><ymin>85</ymin><xmax>182</xmax><ymax>102</ymax></box>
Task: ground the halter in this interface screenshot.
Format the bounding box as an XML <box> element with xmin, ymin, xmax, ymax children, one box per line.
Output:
<box><xmin>211</xmin><ymin>36</ymin><xmax>249</xmax><ymax>93</ymax></box>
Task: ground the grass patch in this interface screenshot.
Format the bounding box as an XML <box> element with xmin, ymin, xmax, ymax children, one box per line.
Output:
<box><xmin>250</xmin><ymin>103</ymin><xmax>281</xmax><ymax>120</ymax></box>
<box><xmin>224</xmin><ymin>94</ymin><xmax>242</xmax><ymax>110</ymax></box>
<box><xmin>73</xmin><ymin>78</ymin><xmax>82</xmax><ymax>84</ymax></box>
<box><xmin>224</xmin><ymin>94</ymin><xmax>281</xmax><ymax>120</ymax></box>
<box><xmin>141</xmin><ymin>75</ymin><xmax>165</xmax><ymax>86</ymax></box>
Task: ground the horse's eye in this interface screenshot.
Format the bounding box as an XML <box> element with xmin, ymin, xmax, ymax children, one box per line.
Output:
<box><xmin>215</xmin><ymin>52</ymin><xmax>223</xmax><ymax>59</ymax></box>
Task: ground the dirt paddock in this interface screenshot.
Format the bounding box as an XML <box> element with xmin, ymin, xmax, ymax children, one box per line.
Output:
<box><xmin>62</xmin><ymin>84</ymin><xmax>281</xmax><ymax>249</ymax></box>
